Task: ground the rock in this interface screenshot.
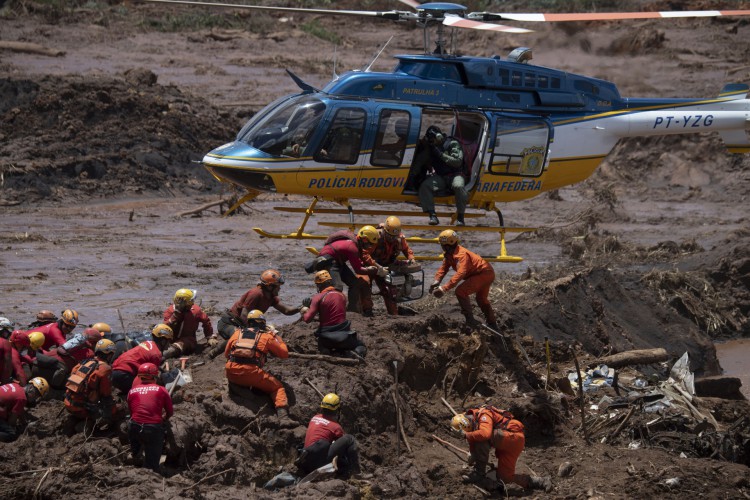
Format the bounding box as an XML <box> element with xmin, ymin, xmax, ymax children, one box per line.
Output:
<box><xmin>694</xmin><ymin>376</ymin><xmax>744</xmax><ymax>400</ymax></box>
<box><xmin>558</xmin><ymin>461</ymin><xmax>573</xmax><ymax>477</ymax></box>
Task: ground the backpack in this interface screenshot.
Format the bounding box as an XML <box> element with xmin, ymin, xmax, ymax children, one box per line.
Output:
<box><xmin>324</xmin><ymin>230</ymin><xmax>356</xmax><ymax>246</ymax></box>
<box><xmin>65</xmin><ymin>359</ymin><xmax>99</xmax><ymax>394</ymax></box>
<box><xmin>231</xmin><ymin>327</ymin><xmax>264</xmax><ymax>360</ymax></box>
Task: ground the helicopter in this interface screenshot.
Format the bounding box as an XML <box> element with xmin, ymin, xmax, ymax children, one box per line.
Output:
<box><xmin>148</xmin><ymin>0</ymin><xmax>750</xmax><ymax>262</ymax></box>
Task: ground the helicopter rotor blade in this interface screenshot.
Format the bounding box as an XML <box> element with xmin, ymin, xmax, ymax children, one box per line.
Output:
<box><xmin>141</xmin><ymin>0</ymin><xmax>412</xmax><ymax>21</ymax></box>
<box><xmin>443</xmin><ymin>14</ymin><xmax>533</xmax><ymax>34</ymax></box>
<box><xmin>396</xmin><ymin>0</ymin><xmax>421</xmax><ymax>10</ymax></box>
<box><xmin>469</xmin><ymin>9</ymin><xmax>750</xmax><ymax>23</ymax></box>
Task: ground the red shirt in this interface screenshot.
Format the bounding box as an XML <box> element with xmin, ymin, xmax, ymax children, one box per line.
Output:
<box><xmin>30</xmin><ymin>323</ymin><xmax>68</xmax><ymax>350</ymax></box>
<box><xmin>0</xmin><ymin>383</ymin><xmax>27</xmax><ymax>420</ymax></box>
<box><xmin>0</xmin><ymin>338</ymin><xmax>14</xmax><ymax>383</ymax></box>
<box><xmin>9</xmin><ymin>349</ymin><xmax>28</xmax><ymax>385</ymax></box>
<box><xmin>163</xmin><ymin>304</ymin><xmax>214</xmax><ymax>339</ymax></box>
<box><xmin>112</xmin><ymin>341</ymin><xmax>162</xmax><ymax>375</ymax></box>
<box><xmin>304</xmin><ymin>413</ymin><xmax>344</xmax><ymax>447</ymax></box>
<box><xmin>127</xmin><ymin>382</ymin><xmax>173</xmax><ymax>425</ymax></box>
<box><xmin>303</xmin><ymin>287</ymin><xmax>347</xmax><ymax>327</ymax></box>
<box><xmin>228</xmin><ymin>287</ymin><xmax>280</xmax><ymax>319</ymax></box>
<box><xmin>319</xmin><ymin>239</ymin><xmax>368</xmax><ymax>274</ymax></box>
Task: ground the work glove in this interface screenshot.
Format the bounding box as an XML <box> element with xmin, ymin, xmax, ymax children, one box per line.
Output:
<box><xmin>432</xmin><ymin>286</ymin><xmax>445</xmax><ymax>299</ymax></box>
<box><xmin>300</xmin><ymin>306</ymin><xmax>309</xmax><ymax>315</ymax></box>
<box><xmin>207</xmin><ymin>337</ymin><xmax>219</xmax><ymax>347</ymax></box>
<box><xmin>302</xmin><ymin>297</ymin><xmax>312</xmax><ymax>308</ymax></box>
<box><xmin>428</xmin><ymin>281</ymin><xmax>441</xmax><ymax>293</ymax></box>
<box><xmin>376</xmin><ymin>266</ymin><xmax>388</xmax><ymax>278</ymax></box>
<box><xmin>363</xmin><ymin>266</ymin><xmax>379</xmax><ymax>276</ymax></box>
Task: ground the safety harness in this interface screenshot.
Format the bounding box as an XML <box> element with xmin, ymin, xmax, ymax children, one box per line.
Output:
<box><xmin>229</xmin><ymin>327</ymin><xmax>264</xmax><ymax>366</ymax></box>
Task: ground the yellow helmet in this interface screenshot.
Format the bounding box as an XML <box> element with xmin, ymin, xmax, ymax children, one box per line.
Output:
<box><xmin>438</xmin><ymin>229</ymin><xmax>459</xmax><ymax>246</ymax></box>
<box><xmin>247</xmin><ymin>310</ymin><xmax>267</xmax><ymax>326</ymax></box>
<box><xmin>314</xmin><ymin>270</ymin><xmax>333</xmax><ymax>285</ymax></box>
<box><xmin>320</xmin><ymin>393</ymin><xmax>341</xmax><ymax>412</ymax></box>
<box><xmin>151</xmin><ymin>324</ymin><xmax>174</xmax><ymax>339</ymax></box>
<box><xmin>27</xmin><ymin>331</ymin><xmax>45</xmax><ymax>351</ymax></box>
<box><xmin>451</xmin><ymin>413</ymin><xmax>472</xmax><ymax>432</ymax></box>
<box><xmin>61</xmin><ymin>309</ymin><xmax>79</xmax><ymax>327</ymax></box>
<box><xmin>95</xmin><ymin>338</ymin><xmax>116</xmax><ymax>356</ymax></box>
<box><xmin>384</xmin><ymin>216</ymin><xmax>402</xmax><ymax>237</ymax></box>
<box><xmin>30</xmin><ymin>377</ymin><xmax>50</xmax><ymax>398</ymax></box>
<box><xmin>174</xmin><ymin>288</ymin><xmax>196</xmax><ymax>307</ymax></box>
<box><xmin>92</xmin><ymin>322</ymin><xmax>112</xmax><ymax>335</ymax></box>
<box><xmin>357</xmin><ymin>225</ymin><xmax>379</xmax><ymax>245</ymax></box>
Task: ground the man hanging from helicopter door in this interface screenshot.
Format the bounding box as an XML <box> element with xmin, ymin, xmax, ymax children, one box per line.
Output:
<box><xmin>413</xmin><ymin>125</ymin><xmax>468</xmax><ymax>226</ymax></box>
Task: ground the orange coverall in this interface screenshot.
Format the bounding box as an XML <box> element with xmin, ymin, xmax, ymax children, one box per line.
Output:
<box><xmin>224</xmin><ymin>328</ymin><xmax>289</xmax><ymax>408</ymax></box>
<box><xmin>64</xmin><ymin>359</ymin><xmax>114</xmax><ymax>420</ymax></box>
<box><xmin>464</xmin><ymin>407</ymin><xmax>529</xmax><ymax>486</ymax></box>
<box><xmin>434</xmin><ymin>245</ymin><xmax>496</xmax><ymax>322</ymax></box>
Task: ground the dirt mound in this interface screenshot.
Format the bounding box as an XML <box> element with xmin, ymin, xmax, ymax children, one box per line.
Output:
<box><xmin>0</xmin><ymin>74</ymin><xmax>236</xmax><ymax>204</ymax></box>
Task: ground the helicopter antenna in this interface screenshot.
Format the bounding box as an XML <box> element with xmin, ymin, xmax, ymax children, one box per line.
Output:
<box><xmin>332</xmin><ymin>44</ymin><xmax>339</xmax><ymax>80</ymax></box>
<box><xmin>363</xmin><ymin>35</ymin><xmax>394</xmax><ymax>73</ymax></box>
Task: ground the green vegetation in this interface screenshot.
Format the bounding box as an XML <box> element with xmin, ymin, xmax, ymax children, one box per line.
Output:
<box><xmin>139</xmin><ymin>11</ymin><xmax>249</xmax><ymax>32</ymax></box>
<box><xmin>300</xmin><ymin>19</ymin><xmax>341</xmax><ymax>44</ymax></box>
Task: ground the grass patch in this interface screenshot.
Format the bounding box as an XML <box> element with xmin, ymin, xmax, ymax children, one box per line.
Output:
<box><xmin>139</xmin><ymin>11</ymin><xmax>250</xmax><ymax>32</ymax></box>
<box><xmin>300</xmin><ymin>19</ymin><xmax>341</xmax><ymax>44</ymax></box>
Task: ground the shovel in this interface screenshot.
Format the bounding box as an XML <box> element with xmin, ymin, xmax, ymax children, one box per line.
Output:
<box><xmin>179</xmin><ymin>357</ymin><xmax>193</xmax><ymax>384</ymax></box>
<box><xmin>297</xmin><ymin>457</ymin><xmax>338</xmax><ymax>485</ymax></box>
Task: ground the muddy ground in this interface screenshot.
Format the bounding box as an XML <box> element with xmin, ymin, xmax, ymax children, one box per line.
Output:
<box><xmin>1</xmin><ymin>0</ymin><xmax>749</xmax><ymax>498</ymax></box>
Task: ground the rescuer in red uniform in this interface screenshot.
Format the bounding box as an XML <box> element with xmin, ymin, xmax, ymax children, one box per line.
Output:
<box><xmin>212</xmin><ymin>269</ymin><xmax>303</xmax><ymax>358</ymax></box>
<box><xmin>111</xmin><ymin>325</ymin><xmax>172</xmax><ymax>394</ymax></box>
<box><xmin>0</xmin><ymin>377</ymin><xmax>48</xmax><ymax>442</ymax></box>
<box><xmin>127</xmin><ymin>362</ymin><xmax>173</xmax><ymax>473</ymax></box>
<box><xmin>313</xmin><ymin>226</ymin><xmax>385</xmax><ymax>314</ymax></box>
<box><xmin>29</xmin><ymin>308</ymin><xmax>79</xmax><ymax>350</ymax></box>
<box><xmin>162</xmin><ymin>288</ymin><xmax>217</xmax><ymax>359</ymax></box>
<box><xmin>297</xmin><ymin>393</ymin><xmax>361</xmax><ymax>478</ymax></box>
<box><xmin>224</xmin><ymin>310</ymin><xmax>293</xmax><ymax>426</ymax></box>
<box><xmin>9</xmin><ymin>330</ymin><xmax>45</xmax><ymax>386</ymax></box>
<box><xmin>301</xmin><ymin>270</ymin><xmax>366</xmax><ymax>358</ymax></box>
<box><xmin>429</xmin><ymin>230</ymin><xmax>498</xmax><ymax>329</ymax></box>
<box><xmin>33</xmin><ymin>328</ymin><xmax>100</xmax><ymax>388</ymax></box>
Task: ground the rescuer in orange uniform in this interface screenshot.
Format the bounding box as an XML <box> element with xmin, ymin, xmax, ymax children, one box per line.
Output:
<box><xmin>64</xmin><ymin>339</ymin><xmax>120</xmax><ymax>431</ymax></box>
<box><xmin>359</xmin><ymin>216</ymin><xmax>417</xmax><ymax>316</ymax></box>
<box><xmin>452</xmin><ymin>406</ymin><xmax>551</xmax><ymax>491</ymax></box>
<box><xmin>224</xmin><ymin>310</ymin><xmax>293</xmax><ymax>426</ymax></box>
<box><xmin>429</xmin><ymin>230</ymin><xmax>498</xmax><ymax>329</ymax></box>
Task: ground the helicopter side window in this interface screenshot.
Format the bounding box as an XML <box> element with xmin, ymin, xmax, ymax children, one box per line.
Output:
<box><xmin>314</xmin><ymin>108</ymin><xmax>366</xmax><ymax>164</ymax></box>
<box><xmin>490</xmin><ymin>117</ymin><xmax>550</xmax><ymax>177</ymax></box>
<box><xmin>371</xmin><ymin>110</ymin><xmax>410</xmax><ymax>167</ymax></box>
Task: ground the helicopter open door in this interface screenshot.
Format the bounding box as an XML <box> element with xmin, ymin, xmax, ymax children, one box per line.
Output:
<box><xmin>486</xmin><ymin>114</ymin><xmax>552</xmax><ymax>180</ymax></box>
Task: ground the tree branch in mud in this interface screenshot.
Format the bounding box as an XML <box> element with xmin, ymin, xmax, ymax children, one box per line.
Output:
<box><xmin>288</xmin><ymin>352</ymin><xmax>359</xmax><ymax>366</ymax></box>
<box><xmin>597</xmin><ymin>348</ymin><xmax>669</xmax><ymax>368</ymax></box>
<box><xmin>0</xmin><ymin>41</ymin><xmax>65</xmax><ymax>57</ymax></box>
<box><xmin>175</xmin><ymin>199</ymin><xmax>230</xmax><ymax>217</ymax></box>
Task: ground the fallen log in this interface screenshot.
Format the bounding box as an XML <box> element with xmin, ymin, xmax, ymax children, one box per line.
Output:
<box><xmin>175</xmin><ymin>199</ymin><xmax>227</xmax><ymax>217</ymax></box>
<box><xmin>288</xmin><ymin>352</ymin><xmax>359</xmax><ymax>366</ymax></box>
<box><xmin>597</xmin><ymin>348</ymin><xmax>669</xmax><ymax>368</ymax></box>
<box><xmin>0</xmin><ymin>41</ymin><xmax>65</xmax><ymax>57</ymax></box>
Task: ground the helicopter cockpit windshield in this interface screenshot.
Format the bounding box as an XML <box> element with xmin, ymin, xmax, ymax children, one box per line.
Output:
<box><xmin>239</xmin><ymin>96</ymin><xmax>326</xmax><ymax>157</ymax></box>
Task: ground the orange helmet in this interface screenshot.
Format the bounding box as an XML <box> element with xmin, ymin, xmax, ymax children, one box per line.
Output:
<box><xmin>260</xmin><ymin>269</ymin><xmax>284</xmax><ymax>286</ymax></box>
<box><xmin>438</xmin><ymin>229</ymin><xmax>459</xmax><ymax>246</ymax></box>
<box><xmin>60</xmin><ymin>309</ymin><xmax>79</xmax><ymax>327</ymax></box>
<box><xmin>36</xmin><ymin>310</ymin><xmax>57</xmax><ymax>323</ymax></box>
<box><xmin>384</xmin><ymin>216</ymin><xmax>402</xmax><ymax>237</ymax></box>
<box><xmin>91</xmin><ymin>322</ymin><xmax>112</xmax><ymax>335</ymax></box>
<box><xmin>314</xmin><ymin>270</ymin><xmax>333</xmax><ymax>285</ymax></box>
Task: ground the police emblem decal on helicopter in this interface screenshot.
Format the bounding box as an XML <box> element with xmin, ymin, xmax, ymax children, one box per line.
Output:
<box><xmin>146</xmin><ymin>0</ymin><xmax>750</xmax><ymax>260</ymax></box>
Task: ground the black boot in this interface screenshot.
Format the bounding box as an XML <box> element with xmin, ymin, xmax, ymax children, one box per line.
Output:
<box><xmin>456</xmin><ymin>214</ymin><xmax>465</xmax><ymax>227</ymax></box>
<box><xmin>428</xmin><ymin>213</ymin><xmax>439</xmax><ymax>225</ymax></box>
<box><xmin>528</xmin><ymin>475</ymin><xmax>553</xmax><ymax>492</ymax></box>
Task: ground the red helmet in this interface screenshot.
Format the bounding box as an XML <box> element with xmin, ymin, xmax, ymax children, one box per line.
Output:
<box><xmin>138</xmin><ymin>363</ymin><xmax>159</xmax><ymax>379</ymax></box>
<box><xmin>83</xmin><ymin>327</ymin><xmax>103</xmax><ymax>345</ymax></box>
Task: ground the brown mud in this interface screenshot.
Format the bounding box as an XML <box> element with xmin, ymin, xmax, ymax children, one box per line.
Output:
<box><xmin>1</xmin><ymin>1</ymin><xmax>749</xmax><ymax>498</ymax></box>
